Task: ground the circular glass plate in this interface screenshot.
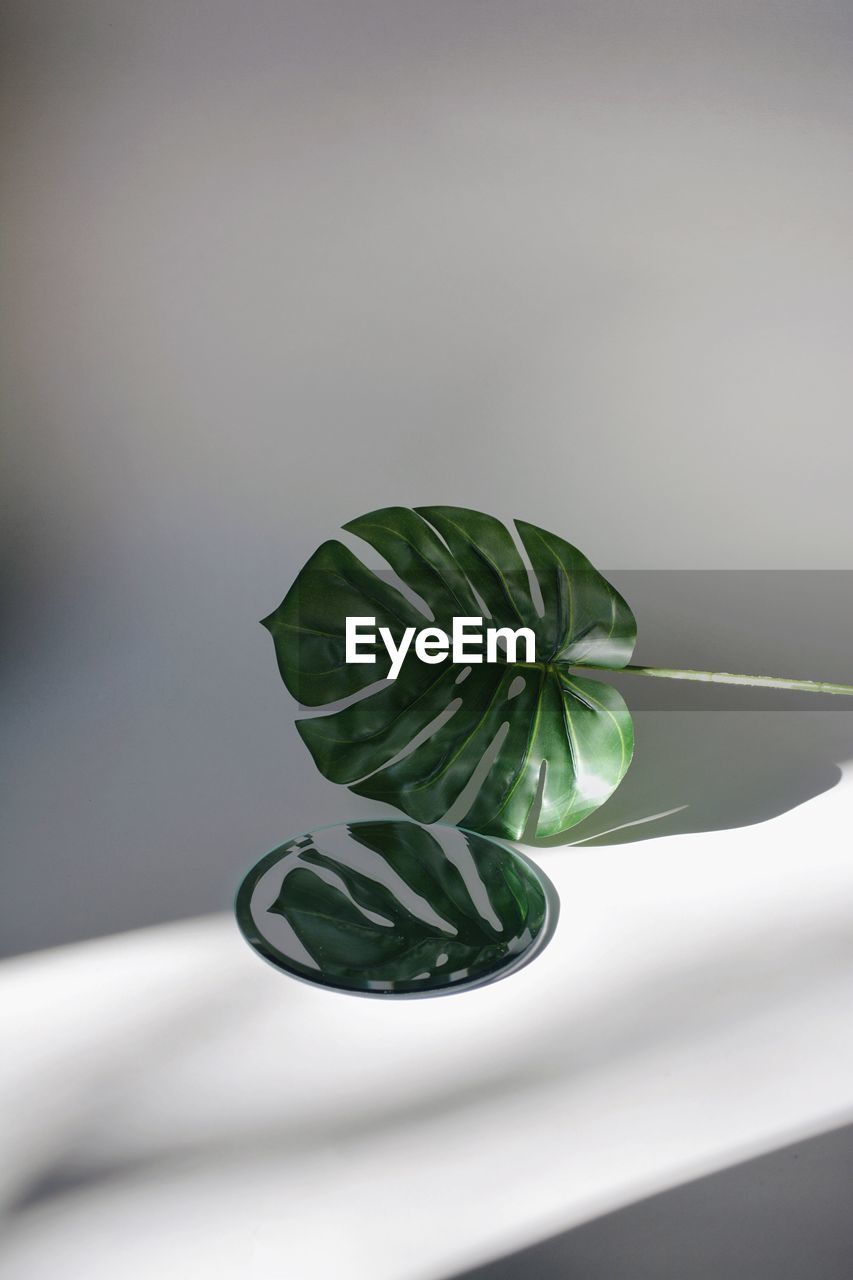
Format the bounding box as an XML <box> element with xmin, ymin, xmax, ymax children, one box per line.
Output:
<box><xmin>235</xmin><ymin>820</ymin><xmax>558</xmax><ymax>997</ymax></box>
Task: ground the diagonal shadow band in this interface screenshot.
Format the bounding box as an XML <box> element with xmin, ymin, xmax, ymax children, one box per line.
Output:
<box><xmin>9</xmin><ymin>878</ymin><xmax>853</xmax><ymax>1224</ymax></box>
<box><xmin>448</xmin><ymin>1119</ymin><xmax>853</xmax><ymax>1280</ymax></box>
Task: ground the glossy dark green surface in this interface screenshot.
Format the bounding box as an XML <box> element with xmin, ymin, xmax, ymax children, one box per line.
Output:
<box><xmin>262</xmin><ymin>506</ymin><xmax>636</xmax><ymax>840</ymax></box>
<box><xmin>235</xmin><ymin>820</ymin><xmax>555</xmax><ymax>996</ymax></box>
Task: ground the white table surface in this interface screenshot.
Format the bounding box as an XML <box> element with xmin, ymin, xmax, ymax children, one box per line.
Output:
<box><xmin>3</xmin><ymin>725</ymin><xmax>853</xmax><ymax>1280</ymax></box>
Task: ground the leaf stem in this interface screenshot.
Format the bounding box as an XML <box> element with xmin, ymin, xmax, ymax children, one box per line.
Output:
<box><xmin>609</xmin><ymin>664</ymin><xmax>853</xmax><ymax>697</ymax></box>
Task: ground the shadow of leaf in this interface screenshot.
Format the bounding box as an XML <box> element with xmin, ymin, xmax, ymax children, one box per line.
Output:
<box><xmin>530</xmin><ymin>710</ymin><xmax>853</xmax><ymax>848</ymax></box>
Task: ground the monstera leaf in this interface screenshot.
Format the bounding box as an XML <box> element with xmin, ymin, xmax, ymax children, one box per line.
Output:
<box><xmin>262</xmin><ymin>506</ymin><xmax>636</xmax><ymax>840</ymax></box>
<box><xmin>235</xmin><ymin>820</ymin><xmax>551</xmax><ymax>995</ymax></box>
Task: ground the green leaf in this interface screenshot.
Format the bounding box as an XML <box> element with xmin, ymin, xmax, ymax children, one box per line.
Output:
<box><xmin>262</xmin><ymin>506</ymin><xmax>635</xmax><ymax>840</ymax></box>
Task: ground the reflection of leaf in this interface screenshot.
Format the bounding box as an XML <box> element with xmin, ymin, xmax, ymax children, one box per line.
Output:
<box><xmin>262</xmin><ymin>506</ymin><xmax>635</xmax><ymax>840</ymax></box>
<box><xmin>266</xmin><ymin>822</ymin><xmax>547</xmax><ymax>991</ymax></box>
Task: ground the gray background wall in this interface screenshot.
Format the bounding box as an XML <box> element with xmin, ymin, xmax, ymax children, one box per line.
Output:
<box><xmin>2</xmin><ymin>1</ymin><xmax>853</xmax><ymax>957</ymax></box>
